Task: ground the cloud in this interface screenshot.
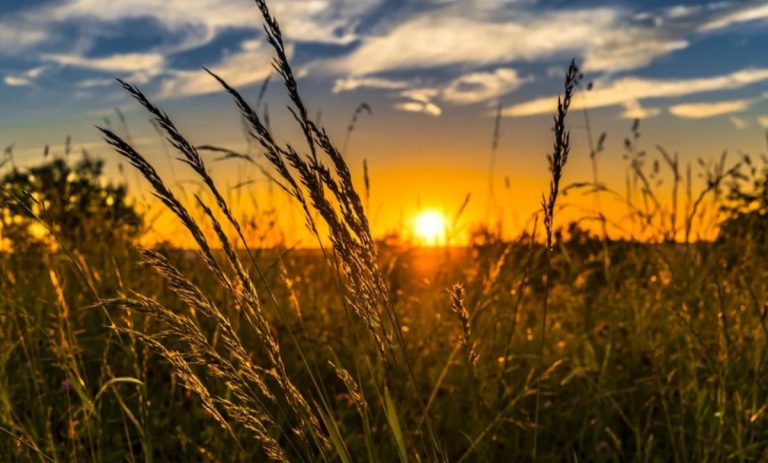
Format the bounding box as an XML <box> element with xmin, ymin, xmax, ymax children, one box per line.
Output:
<box><xmin>699</xmin><ymin>4</ymin><xmax>768</xmax><ymax>32</ymax></box>
<box><xmin>582</xmin><ymin>38</ymin><xmax>687</xmax><ymax>74</ymax></box>
<box><xmin>621</xmin><ymin>100</ymin><xmax>661</xmax><ymax>119</ymax></box>
<box><xmin>42</xmin><ymin>52</ymin><xmax>165</xmax><ymax>73</ymax></box>
<box><xmin>668</xmin><ymin>99</ymin><xmax>752</xmax><ymax>119</ymax></box>
<box><xmin>399</xmin><ymin>88</ymin><xmax>439</xmax><ymax>104</ymax></box>
<box><xmin>46</xmin><ymin>0</ymin><xmax>381</xmax><ymax>46</ymax></box>
<box><xmin>665</xmin><ymin>5</ymin><xmax>702</xmax><ymax>19</ymax></box>
<box><xmin>393</xmin><ymin>88</ymin><xmax>443</xmax><ymax>116</ymax></box>
<box><xmin>333</xmin><ymin>76</ymin><xmax>411</xmax><ymax>93</ymax></box>
<box><xmin>4</xmin><ymin>76</ymin><xmax>32</xmax><ymax>87</ymax></box>
<box><xmin>0</xmin><ymin>20</ymin><xmax>48</xmax><ymax>52</ymax></box>
<box><xmin>729</xmin><ymin>116</ymin><xmax>747</xmax><ymax>129</ymax></box>
<box><xmin>394</xmin><ymin>101</ymin><xmax>442</xmax><ymax>117</ymax></box>
<box><xmin>758</xmin><ymin>116</ymin><xmax>768</xmax><ymax>128</ymax></box>
<box><xmin>158</xmin><ymin>39</ymin><xmax>276</xmax><ymax>98</ymax></box>
<box><xmin>2</xmin><ymin>66</ymin><xmax>49</xmax><ymax>87</ymax></box>
<box><xmin>0</xmin><ymin>0</ymin><xmax>382</xmax><ymax>98</ymax></box>
<box><xmin>78</xmin><ymin>78</ymin><xmax>115</xmax><ymax>88</ymax></box>
<box><xmin>328</xmin><ymin>7</ymin><xmax>686</xmax><ymax>76</ymax></box>
<box><xmin>504</xmin><ymin>68</ymin><xmax>768</xmax><ymax>117</ymax></box>
<box><xmin>335</xmin><ymin>68</ymin><xmax>530</xmax><ymax>108</ymax></box>
<box><xmin>3</xmin><ymin>0</ymin><xmax>765</xmax><ymax>121</ymax></box>
<box><xmin>442</xmin><ymin>68</ymin><xmax>530</xmax><ymax>104</ymax></box>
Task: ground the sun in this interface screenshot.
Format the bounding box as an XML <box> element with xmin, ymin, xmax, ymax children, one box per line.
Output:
<box><xmin>413</xmin><ymin>210</ymin><xmax>447</xmax><ymax>246</ymax></box>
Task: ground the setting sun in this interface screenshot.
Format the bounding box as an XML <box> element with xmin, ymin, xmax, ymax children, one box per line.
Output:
<box><xmin>413</xmin><ymin>210</ymin><xmax>447</xmax><ymax>246</ymax></box>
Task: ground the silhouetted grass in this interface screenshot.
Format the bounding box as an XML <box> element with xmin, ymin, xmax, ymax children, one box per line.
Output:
<box><xmin>1</xmin><ymin>0</ymin><xmax>768</xmax><ymax>461</ymax></box>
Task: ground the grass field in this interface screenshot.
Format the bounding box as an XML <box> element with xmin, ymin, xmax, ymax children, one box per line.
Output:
<box><xmin>2</xmin><ymin>1</ymin><xmax>768</xmax><ymax>462</ymax></box>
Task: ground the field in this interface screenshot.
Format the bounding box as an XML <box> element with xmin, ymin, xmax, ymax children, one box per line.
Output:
<box><xmin>2</xmin><ymin>1</ymin><xmax>768</xmax><ymax>462</ymax></box>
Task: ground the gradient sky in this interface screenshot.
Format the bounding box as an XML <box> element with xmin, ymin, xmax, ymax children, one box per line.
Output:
<box><xmin>2</xmin><ymin>0</ymin><xmax>768</xmax><ymax>243</ymax></box>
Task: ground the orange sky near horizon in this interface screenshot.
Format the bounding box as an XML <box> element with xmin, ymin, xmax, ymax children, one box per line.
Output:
<box><xmin>3</xmin><ymin>83</ymin><xmax>763</xmax><ymax>250</ymax></box>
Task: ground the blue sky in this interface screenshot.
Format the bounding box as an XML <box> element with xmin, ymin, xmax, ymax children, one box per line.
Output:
<box><xmin>2</xmin><ymin>0</ymin><xmax>768</xmax><ymax>122</ymax></box>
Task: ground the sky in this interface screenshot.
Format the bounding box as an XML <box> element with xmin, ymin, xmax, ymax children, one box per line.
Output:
<box><xmin>2</xmin><ymin>0</ymin><xmax>768</xmax><ymax>244</ymax></box>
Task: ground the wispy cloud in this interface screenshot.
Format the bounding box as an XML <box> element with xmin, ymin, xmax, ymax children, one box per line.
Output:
<box><xmin>668</xmin><ymin>99</ymin><xmax>752</xmax><ymax>119</ymax></box>
<box><xmin>504</xmin><ymin>68</ymin><xmax>768</xmax><ymax>117</ymax></box>
<box><xmin>78</xmin><ymin>78</ymin><xmax>115</xmax><ymax>89</ymax></box>
<box><xmin>329</xmin><ymin>7</ymin><xmax>684</xmax><ymax>76</ymax></box>
<box><xmin>159</xmin><ymin>40</ymin><xmax>277</xmax><ymax>98</ymax></box>
<box><xmin>46</xmin><ymin>0</ymin><xmax>382</xmax><ymax>46</ymax></box>
<box><xmin>1</xmin><ymin>0</ymin><xmax>767</xmax><ymax>119</ymax></box>
<box><xmin>442</xmin><ymin>68</ymin><xmax>530</xmax><ymax>104</ymax></box>
<box><xmin>699</xmin><ymin>4</ymin><xmax>768</xmax><ymax>32</ymax></box>
<box><xmin>3</xmin><ymin>76</ymin><xmax>32</xmax><ymax>87</ymax></box>
<box><xmin>395</xmin><ymin>88</ymin><xmax>442</xmax><ymax>116</ymax></box>
<box><xmin>42</xmin><ymin>52</ymin><xmax>165</xmax><ymax>73</ymax></box>
<box><xmin>335</xmin><ymin>68</ymin><xmax>530</xmax><ymax>110</ymax></box>
<box><xmin>729</xmin><ymin>116</ymin><xmax>747</xmax><ymax>129</ymax></box>
<box><xmin>333</xmin><ymin>76</ymin><xmax>411</xmax><ymax>93</ymax></box>
<box><xmin>0</xmin><ymin>0</ymin><xmax>381</xmax><ymax>97</ymax></box>
<box><xmin>621</xmin><ymin>100</ymin><xmax>661</xmax><ymax>120</ymax></box>
<box><xmin>395</xmin><ymin>101</ymin><xmax>442</xmax><ymax>117</ymax></box>
<box><xmin>2</xmin><ymin>66</ymin><xmax>48</xmax><ymax>88</ymax></box>
<box><xmin>0</xmin><ymin>20</ymin><xmax>48</xmax><ymax>52</ymax></box>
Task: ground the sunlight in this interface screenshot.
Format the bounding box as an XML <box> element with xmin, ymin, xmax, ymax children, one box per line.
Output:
<box><xmin>413</xmin><ymin>210</ymin><xmax>446</xmax><ymax>246</ymax></box>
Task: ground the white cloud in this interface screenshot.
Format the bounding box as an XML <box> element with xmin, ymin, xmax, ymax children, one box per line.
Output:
<box><xmin>757</xmin><ymin>116</ymin><xmax>768</xmax><ymax>128</ymax></box>
<box><xmin>393</xmin><ymin>87</ymin><xmax>443</xmax><ymax>116</ymax></box>
<box><xmin>665</xmin><ymin>5</ymin><xmax>702</xmax><ymax>19</ymax></box>
<box><xmin>401</xmin><ymin>88</ymin><xmax>440</xmax><ymax>104</ymax></box>
<box><xmin>3</xmin><ymin>0</ymin><xmax>765</xmax><ymax>121</ymax></box>
<box><xmin>333</xmin><ymin>76</ymin><xmax>411</xmax><ymax>93</ymax></box>
<box><xmin>442</xmin><ymin>68</ymin><xmax>530</xmax><ymax>104</ymax></box>
<box><xmin>158</xmin><ymin>39</ymin><xmax>277</xmax><ymax>98</ymax></box>
<box><xmin>504</xmin><ymin>68</ymin><xmax>768</xmax><ymax>117</ymax></box>
<box><xmin>582</xmin><ymin>38</ymin><xmax>687</xmax><ymax>73</ymax></box>
<box><xmin>78</xmin><ymin>78</ymin><xmax>115</xmax><ymax>88</ymax></box>
<box><xmin>0</xmin><ymin>21</ymin><xmax>48</xmax><ymax>52</ymax></box>
<box><xmin>4</xmin><ymin>76</ymin><xmax>32</xmax><ymax>87</ymax></box>
<box><xmin>328</xmin><ymin>7</ymin><xmax>685</xmax><ymax>75</ymax></box>
<box><xmin>0</xmin><ymin>0</ymin><xmax>382</xmax><ymax>98</ymax></box>
<box><xmin>2</xmin><ymin>66</ymin><xmax>48</xmax><ymax>87</ymax></box>
<box><xmin>699</xmin><ymin>4</ymin><xmax>768</xmax><ymax>31</ymax></box>
<box><xmin>729</xmin><ymin>116</ymin><xmax>747</xmax><ymax>129</ymax></box>
<box><xmin>335</xmin><ymin>68</ymin><xmax>530</xmax><ymax>107</ymax></box>
<box><xmin>25</xmin><ymin>67</ymin><xmax>47</xmax><ymax>79</ymax></box>
<box><xmin>621</xmin><ymin>100</ymin><xmax>661</xmax><ymax>119</ymax></box>
<box><xmin>42</xmin><ymin>52</ymin><xmax>165</xmax><ymax>73</ymax></box>
<box><xmin>394</xmin><ymin>101</ymin><xmax>442</xmax><ymax>117</ymax></box>
<box><xmin>668</xmin><ymin>99</ymin><xmax>751</xmax><ymax>118</ymax></box>
<box><xmin>47</xmin><ymin>0</ymin><xmax>381</xmax><ymax>46</ymax></box>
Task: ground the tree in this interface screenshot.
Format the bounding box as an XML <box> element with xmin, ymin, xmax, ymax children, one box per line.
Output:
<box><xmin>719</xmin><ymin>153</ymin><xmax>768</xmax><ymax>251</ymax></box>
<box><xmin>1</xmin><ymin>157</ymin><xmax>142</xmax><ymax>252</ymax></box>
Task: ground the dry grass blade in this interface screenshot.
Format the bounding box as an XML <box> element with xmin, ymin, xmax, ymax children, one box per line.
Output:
<box><xmin>100</xmin><ymin>84</ymin><xmax>330</xmax><ymax>456</ymax></box>
<box><xmin>534</xmin><ymin>58</ymin><xmax>580</xmax><ymax>459</ymax></box>
<box><xmin>448</xmin><ymin>284</ymin><xmax>479</xmax><ymax>367</ymax></box>
<box><xmin>205</xmin><ymin>51</ymin><xmax>392</xmax><ymax>363</ymax></box>
<box><xmin>342</xmin><ymin>102</ymin><xmax>372</xmax><ymax>156</ymax></box>
<box><xmin>542</xmin><ymin>59</ymin><xmax>580</xmax><ymax>251</ymax></box>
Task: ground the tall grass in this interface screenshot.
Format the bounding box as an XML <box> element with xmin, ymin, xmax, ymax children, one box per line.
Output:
<box><xmin>2</xmin><ymin>0</ymin><xmax>768</xmax><ymax>461</ymax></box>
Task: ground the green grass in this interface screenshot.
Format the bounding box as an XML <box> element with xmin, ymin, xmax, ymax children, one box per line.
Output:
<box><xmin>2</xmin><ymin>233</ymin><xmax>768</xmax><ymax>461</ymax></box>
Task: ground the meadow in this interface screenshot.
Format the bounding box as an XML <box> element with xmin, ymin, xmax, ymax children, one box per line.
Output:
<box><xmin>2</xmin><ymin>1</ymin><xmax>768</xmax><ymax>462</ymax></box>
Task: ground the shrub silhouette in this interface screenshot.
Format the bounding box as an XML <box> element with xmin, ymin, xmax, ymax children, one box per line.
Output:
<box><xmin>1</xmin><ymin>157</ymin><xmax>142</xmax><ymax>251</ymax></box>
<box><xmin>720</xmin><ymin>154</ymin><xmax>768</xmax><ymax>251</ymax></box>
